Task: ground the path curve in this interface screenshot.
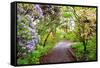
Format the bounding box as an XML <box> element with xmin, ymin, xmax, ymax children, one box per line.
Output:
<box><xmin>40</xmin><ymin>41</ymin><xmax>77</xmax><ymax>63</ymax></box>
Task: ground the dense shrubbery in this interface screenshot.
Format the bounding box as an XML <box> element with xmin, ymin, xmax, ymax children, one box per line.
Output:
<box><xmin>17</xmin><ymin>44</ymin><xmax>54</xmax><ymax>64</ymax></box>
<box><xmin>87</xmin><ymin>34</ymin><xmax>96</xmax><ymax>60</ymax></box>
<box><xmin>71</xmin><ymin>42</ymin><xmax>84</xmax><ymax>61</ymax></box>
<box><xmin>64</xmin><ymin>32</ymin><xmax>79</xmax><ymax>42</ymax></box>
<box><xmin>71</xmin><ymin>34</ymin><xmax>96</xmax><ymax>61</ymax></box>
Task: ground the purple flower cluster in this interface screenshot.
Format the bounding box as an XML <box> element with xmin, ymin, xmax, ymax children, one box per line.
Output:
<box><xmin>27</xmin><ymin>40</ymin><xmax>35</xmax><ymax>52</ymax></box>
<box><xmin>17</xmin><ymin>36</ymin><xmax>24</xmax><ymax>46</ymax></box>
<box><xmin>17</xmin><ymin>30</ymin><xmax>39</xmax><ymax>53</ymax></box>
<box><xmin>34</xmin><ymin>4</ymin><xmax>43</xmax><ymax>18</ymax></box>
<box><xmin>17</xmin><ymin>15</ymin><xmax>39</xmax><ymax>53</ymax></box>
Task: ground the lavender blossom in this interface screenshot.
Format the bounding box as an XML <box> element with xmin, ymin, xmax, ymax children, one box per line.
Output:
<box><xmin>45</xmin><ymin>5</ymin><xmax>51</xmax><ymax>11</ymax></box>
<box><xmin>34</xmin><ymin>4</ymin><xmax>43</xmax><ymax>18</ymax></box>
<box><xmin>26</xmin><ymin>41</ymin><xmax>35</xmax><ymax>52</ymax></box>
<box><xmin>17</xmin><ymin>15</ymin><xmax>22</xmax><ymax>22</ymax></box>
<box><xmin>17</xmin><ymin>37</ymin><xmax>24</xmax><ymax>46</ymax></box>
<box><xmin>17</xmin><ymin>4</ymin><xmax>40</xmax><ymax>56</ymax></box>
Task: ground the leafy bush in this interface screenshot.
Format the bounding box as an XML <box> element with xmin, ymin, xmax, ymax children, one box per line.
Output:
<box><xmin>71</xmin><ymin>42</ymin><xmax>84</xmax><ymax>60</ymax></box>
<box><xmin>65</xmin><ymin>32</ymin><xmax>79</xmax><ymax>42</ymax></box>
<box><xmin>17</xmin><ymin>43</ymin><xmax>54</xmax><ymax>65</ymax></box>
<box><xmin>71</xmin><ymin>34</ymin><xmax>96</xmax><ymax>61</ymax></box>
<box><xmin>17</xmin><ymin>58</ymin><xmax>28</xmax><ymax>65</ymax></box>
<box><xmin>86</xmin><ymin>34</ymin><xmax>96</xmax><ymax>60</ymax></box>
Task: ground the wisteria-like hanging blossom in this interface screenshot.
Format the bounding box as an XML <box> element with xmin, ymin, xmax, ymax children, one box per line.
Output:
<box><xmin>26</xmin><ymin>40</ymin><xmax>35</xmax><ymax>52</ymax></box>
<box><xmin>34</xmin><ymin>4</ymin><xmax>44</xmax><ymax>18</ymax></box>
<box><xmin>17</xmin><ymin>15</ymin><xmax>39</xmax><ymax>53</ymax></box>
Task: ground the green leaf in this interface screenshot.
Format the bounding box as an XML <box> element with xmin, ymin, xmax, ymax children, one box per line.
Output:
<box><xmin>17</xmin><ymin>59</ymin><xmax>28</xmax><ymax>65</ymax></box>
<box><xmin>63</xmin><ymin>12</ymin><xmax>72</xmax><ymax>17</ymax></box>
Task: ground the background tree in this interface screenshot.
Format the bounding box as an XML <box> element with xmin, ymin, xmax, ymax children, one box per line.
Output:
<box><xmin>72</xmin><ymin>7</ymin><xmax>96</xmax><ymax>60</ymax></box>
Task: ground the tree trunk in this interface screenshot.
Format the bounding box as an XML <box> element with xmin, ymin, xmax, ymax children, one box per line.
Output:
<box><xmin>82</xmin><ymin>40</ymin><xmax>87</xmax><ymax>61</ymax></box>
<box><xmin>43</xmin><ymin>29</ymin><xmax>52</xmax><ymax>47</ymax></box>
<box><xmin>83</xmin><ymin>41</ymin><xmax>86</xmax><ymax>53</ymax></box>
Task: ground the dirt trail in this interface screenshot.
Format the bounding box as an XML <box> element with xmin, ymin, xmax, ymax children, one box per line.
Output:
<box><xmin>40</xmin><ymin>41</ymin><xmax>77</xmax><ymax>63</ymax></box>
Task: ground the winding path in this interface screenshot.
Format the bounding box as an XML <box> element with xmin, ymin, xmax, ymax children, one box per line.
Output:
<box><xmin>40</xmin><ymin>41</ymin><xmax>77</xmax><ymax>63</ymax></box>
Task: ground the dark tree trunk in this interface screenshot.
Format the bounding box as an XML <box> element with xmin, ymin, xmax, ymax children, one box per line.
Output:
<box><xmin>82</xmin><ymin>40</ymin><xmax>87</xmax><ymax>61</ymax></box>
<box><xmin>43</xmin><ymin>29</ymin><xmax>52</xmax><ymax>47</ymax></box>
<box><xmin>83</xmin><ymin>41</ymin><xmax>86</xmax><ymax>53</ymax></box>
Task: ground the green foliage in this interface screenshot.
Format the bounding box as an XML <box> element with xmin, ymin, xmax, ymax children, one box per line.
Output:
<box><xmin>29</xmin><ymin>44</ymin><xmax>53</xmax><ymax>64</ymax></box>
<box><xmin>17</xmin><ymin>43</ymin><xmax>54</xmax><ymax>64</ymax></box>
<box><xmin>54</xmin><ymin>30</ymin><xmax>66</xmax><ymax>42</ymax></box>
<box><xmin>17</xmin><ymin>58</ymin><xmax>28</xmax><ymax>65</ymax></box>
<box><xmin>86</xmin><ymin>34</ymin><xmax>96</xmax><ymax>60</ymax></box>
<box><xmin>71</xmin><ymin>34</ymin><xmax>96</xmax><ymax>61</ymax></box>
<box><xmin>64</xmin><ymin>32</ymin><xmax>79</xmax><ymax>42</ymax></box>
<box><xmin>63</xmin><ymin>12</ymin><xmax>72</xmax><ymax>17</ymax></box>
<box><xmin>71</xmin><ymin>42</ymin><xmax>84</xmax><ymax>60</ymax></box>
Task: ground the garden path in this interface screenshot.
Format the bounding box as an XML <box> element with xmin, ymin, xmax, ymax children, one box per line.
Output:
<box><xmin>40</xmin><ymin>41</ymin><xmax>77</xmax><ymax>63</ymax></box>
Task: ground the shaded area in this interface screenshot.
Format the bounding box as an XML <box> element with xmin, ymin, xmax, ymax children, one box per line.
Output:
<box><xmin>40</xmin><ymin>41</ymin><xmax>77</xmax><ymax>63</ymax></box>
